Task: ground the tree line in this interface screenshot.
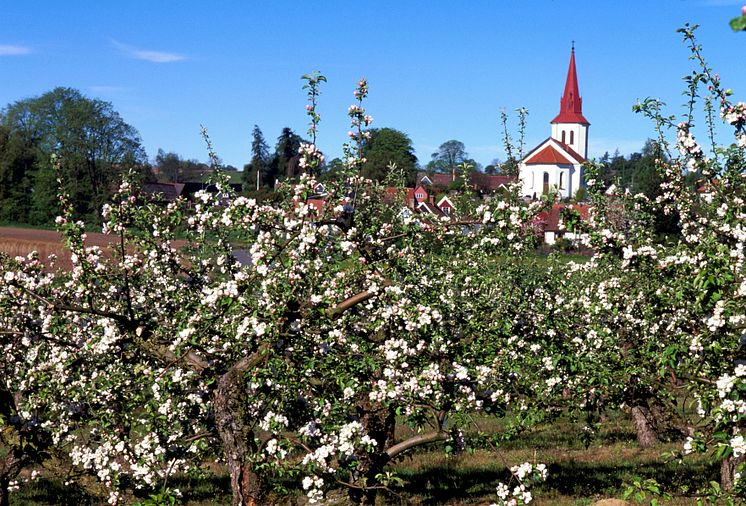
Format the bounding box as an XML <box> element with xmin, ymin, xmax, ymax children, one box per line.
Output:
<box><xmin>0</xmin><ymin>85</ymin><xmax>669</xmax><ymax>228</ymax></box>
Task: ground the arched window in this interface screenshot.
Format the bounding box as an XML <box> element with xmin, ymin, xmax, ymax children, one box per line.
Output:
<box><xmin>543</xmin><ymin>172</ymin><xmax>550</xmax><ymax>194</ymax></box>
<box><xmin>570</xmin><ymin>131</ymin><xmax>574</xmax><ymax>145</ymax></box>
<box><xmin>559</xmin><ymin>171</ymin><xmax>566</xmax><ymax>190</ymax></box>
<box><xmin>561</xmin><ymin>131</ymin><xmax>566</xmax><ymax>143</ymax></box>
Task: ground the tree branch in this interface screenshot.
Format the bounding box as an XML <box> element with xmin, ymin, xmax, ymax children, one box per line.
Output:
<box><xmin>385</xmin><ymin>431</ymin><xmax>448</xmax><ymax>460</ymax></box>
<box><xmin>329</xmin><ymin>280</ymin><xmax>392</xmax><ymax>318</ymax></box>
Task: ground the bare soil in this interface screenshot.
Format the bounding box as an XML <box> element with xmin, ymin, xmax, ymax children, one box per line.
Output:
<box><xmin>0</xmin><ymin>227</ymin><xmax>131</xmax><ymax>271</ymax></box>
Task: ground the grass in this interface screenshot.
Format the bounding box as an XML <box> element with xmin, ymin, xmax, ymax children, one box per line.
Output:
<box><xmin>378</xmin><ymin>413</ymin><xmax>714</xmax><ymax>505</ymax></box>
<box><xmin>8</xmin><ymin>410</ymin><xmax>717</xmax><ymax>505</ymax></box>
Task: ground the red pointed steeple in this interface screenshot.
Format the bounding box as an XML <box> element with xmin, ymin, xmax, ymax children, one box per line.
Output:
<box><xmin>551</xmin><ymin>46</ymin><xmax>589</xmax><ymax>125</ymax></box>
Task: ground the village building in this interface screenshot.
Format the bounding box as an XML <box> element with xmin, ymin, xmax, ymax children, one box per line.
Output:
<box><xmin>416</xmin><ymin>172</ymin><xmax>515</xmax><ymax>195</ymax></box>
<box><xmin>536</xmin><ymin>203</ymin><xmax>591</xmax><ymax>245</ymax></box>
<box><xmin>520</xmin><ymin>46</ymin><xmax>589</xmax><ymax>200</ymax></box>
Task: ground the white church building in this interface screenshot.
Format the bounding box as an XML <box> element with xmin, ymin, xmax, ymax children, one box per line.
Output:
<box><xmin>519</xmin><ymin>46</ymin><xmax>589</xmax><ymax>200</ymax></box>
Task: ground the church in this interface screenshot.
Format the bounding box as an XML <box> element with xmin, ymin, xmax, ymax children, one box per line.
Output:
<box><xmin>519</xmin><ymin>46</ymin><xmax>589</xmax><ymax>200</ymax></box>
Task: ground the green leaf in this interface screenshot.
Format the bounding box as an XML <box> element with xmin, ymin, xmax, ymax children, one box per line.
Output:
<box><xmin>730</xmin><ymin>15</ymin><xmax>746</xmax><ymax>31</ymax></box>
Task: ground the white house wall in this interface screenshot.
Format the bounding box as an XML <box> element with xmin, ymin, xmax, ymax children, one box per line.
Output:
<box><xmin>519</xmin><ymin>163</ymin><xmax>582</xmax><ymax>199</ymax></box>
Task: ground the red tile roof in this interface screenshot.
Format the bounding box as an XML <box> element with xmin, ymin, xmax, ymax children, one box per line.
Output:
<box><xmin>417</xmin><ymin>201</ymin><xmax>446</xmax><ymax>217</ymax></box>
<box><xmin>305</xmin><ymin>199</ymin><xmax>325</xmax><ymax>212</ymax></box>
<box><xmin>541</xmin><ymin>203</ymin><xmax>591</xmax><ymax>232</ymax></box>
<box><xmin>469</xmin><ymin>174</ymin><xmax>516</xmax><ymax>191</ymax></box>
<box><xmin>427</xmin><ymin>174</ymin><xmax>456</xmax><ymax>187</ymax></box>
<box><xmin>554</xmin><ymin>141</ymin><xmax>586</xmax><ymax>163</ymax></box>
<box><xmin>524</xmin><ymin>145</ymin><xmax>574</xmax><ymax>165</ymax></box>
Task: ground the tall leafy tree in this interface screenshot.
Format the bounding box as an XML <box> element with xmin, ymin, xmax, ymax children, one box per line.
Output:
<box><xmin>0</xmin><ymin>125</ymin><xmax>37</xmax><ymax>223</ymax></box>
<box><xmin>273</xmin><ymin>127</ymin><xmax>304</xmax><ymax>180</ymax></box>
<box><xmin>155</xmin><ymin>149</ymin><xmax>183</xmax><ymax>182</ymax></box>
<box><xmin>361</xmin><ymin>127</ymin><xmax>418</xmax><ymax>184</ymax></box>
<box><xmin>427</xmin><ymin>139</ymin><xmax>468</xmax><ymax>174</ymax></box>
<box><xmin>1</xmin><ymin>87</ymin><xmax>148</xmax><ymax>223</ymax></box>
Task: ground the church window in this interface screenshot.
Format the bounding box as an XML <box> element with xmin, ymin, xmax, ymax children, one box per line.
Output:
<box><xmin>570</xmin><ymin>131</ymin><xmax>574</xmax><ymax>144</ymax></box>
<box><xmin>559</xmin><ymin>172</ymin><xmax>566</xmax><ymax>190</ymax></box>
<box><xmin>543</xmin><ymin>172</ymin><xmax>550</xmax><ymax>194</ymax></box>
<box><xmin>561</xmin><ymin>131</ymin><xmax>566</xmax><ymax>143</ymax></box>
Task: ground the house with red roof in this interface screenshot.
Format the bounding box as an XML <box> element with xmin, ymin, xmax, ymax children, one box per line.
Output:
<box><xmin>436</xmin><ymin>195</ymin><xmax>456</xmax><ymax>216</ymax></box>
<box><xmin>535</xmin><ymin>203</ymin><xmax>591</xmax><ymax>245</ymax></box>
<box><xmin>519</xmin><ymin>45</ymin><xmax>589</xmax><ymax>200</ymax></box>
<box><xmin>417</xmin><ymin>172</ymin><xmax>516</xmax><ymax>194</ymax></box>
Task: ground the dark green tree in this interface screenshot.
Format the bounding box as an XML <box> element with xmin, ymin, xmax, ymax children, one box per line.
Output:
<box><xmin>499</xmin><ymin>158</ymin><xmax>520</xmax><ymax>177</ymax></box>
<box><xmin>324</xmin><ymin>157</ymin><xmax>345</xmax><ymax>178</ymax></box>
<box><xmin>155</xmin><ymin>149</ymin><xmax>182</xmax><ymax>182</ymax></box>
<box><xmin>243</xmin><ymin>125</ymin><xmax>272</xmax><ymax>190</ymax></box>
<box><xmin>0</xmin><ymin>125</ymin><xmax>37</xmax><ymax>223</ymax></box>
<box><xmin>426</xmin><ymin>140</ymin><xmax>483</xmax><ymax>187</ymax></box>
<box><xmin>427</xmin><ymin>140</ymin><xmax>468</xmax><ymax>174</ymax></box>
<box><xmin>361</xmin><ymin>128</ymin><xmax>418</xmax><ymax>184</ymax></box>
<box><xmin>272</xmin><ymin>127</ymin><xmax>304</xmax><ymax>181</ymax></box>
<box><xmin>2</xmin><ymin>87</ymin><xmax>148</xmax><ymax>224</ymax></box>
<box><xmin>484</xmin><ymin>159</ymin><xmax>500</xmax><ymax>175</ymax></box>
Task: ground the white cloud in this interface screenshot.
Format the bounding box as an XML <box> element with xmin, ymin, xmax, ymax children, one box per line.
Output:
<box><xmin>0</xmin><ymin>44</ymin><xmax>31</xmax><ymax>56</ymax></box>
<box><xmin>112</xmin><ymin>40</ymin><xmax>186</xmax><ymax>63</ymax></box>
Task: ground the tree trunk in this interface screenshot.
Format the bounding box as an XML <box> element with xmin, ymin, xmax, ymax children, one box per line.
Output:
<box><xmin>0</xmin><ymin>477</ymin><xmax>9</xmax><ymax>506</ymax></box>
<box><xmin>630</xmin><ymin>405</ymin><xmax>658</xmax><ymax>448</ymax></box>
<box><xmin>721</xmin><ymin>454</ymin><xmax>746</xmax><ymax>491</ymax></box>
<box><xmin>0</xmin><ymin>448</ymin><xmax>21</xmax><ymax>506</ymax></box>
<box><xmin>349</xmin><ymin>401</ymin><xmax>396</xmax><ymax>505</ymax></box>
<box><xmin>213</xmin><ymin>370</ymin><xmax>263</xmax><ymax>506</ymax></box>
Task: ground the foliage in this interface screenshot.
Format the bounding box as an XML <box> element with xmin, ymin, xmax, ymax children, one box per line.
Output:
<box><xmin>361</xmin><ymin>128</ymin><xmax>418</xmax><ymax>184</ymax></box>
<box><xmin>0</xmin><ymin>125</ymin><xmax>36</xmax><ymax>223</ymax></box>
<box><xmin>154</xmin><ymin>149</ymin><xmax>212</xmax><ymax>183</ymax></box>
<box><xmin>1</xmin><ymin>87</ymin><xmax>149</xmax><ymax>224</ymax></box>
<box><xmin>427</xmin><ymin>139</ymin><xmax>468</xmax><ymax>173</ymax></box>
<box><xmin>730</xmin><ymin>6</ymin><xmax>746</xmax><ymax>31</ymax></box>
<box><xmin>272</xmin><ymin>127</ymin><xmax>305</xmax><ymax>180</ymax></box>
<box><xmin>242</xmin><ymin>125</ymin><xmax>272</xmax><ymax>190</ymax></box>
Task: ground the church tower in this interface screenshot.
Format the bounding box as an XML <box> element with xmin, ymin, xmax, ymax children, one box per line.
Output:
<box><xmin>518</xmin><ymin>45</ymin><xmax>589</xmax><ymax>200</ymax></box>
<box><xmin>550</xmin><ymin>45</ymin><xmax>590</xmax><ymax>158</ymax></box>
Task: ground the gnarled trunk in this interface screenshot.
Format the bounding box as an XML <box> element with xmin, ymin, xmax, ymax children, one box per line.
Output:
<box><xmin>213</xmin><ymin>369</ymin><xmax>263</xmax><ymax>506</ymax></box>
<box><xmin>721</xmin><ymin>454</ymin><xmax>746</xmax><ymax>491</ymax></box>
<box><xmin>0</xmin><ymin>476</ymin><xmax>8</xmax><ymax>506</ymax></box>
<box><xmin>349</xmin><ymin>400</ymin><xmax>396</xmax><ymax>505</ymax></box>
<box><xmin>0</xmin><ymin>450</ymin><xmax>21</xmax><ymax>506</ymax></box>
<box><xmin>630</xmin><ymin>404</ymin><xmax>658</xmax><ymax>448</ymax></box>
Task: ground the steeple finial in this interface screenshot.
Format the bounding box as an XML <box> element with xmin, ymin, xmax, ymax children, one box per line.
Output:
<box><xmin>571</xmin><ymin>40</ymin><xmax>575</xmax><ymax>51</ymax></box>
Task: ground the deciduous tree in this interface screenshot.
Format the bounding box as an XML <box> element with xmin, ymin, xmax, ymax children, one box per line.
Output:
<box><xmin>2</xmin><ymin>87</ymin><xmax>148</xmax><ymax>223</ymax></box>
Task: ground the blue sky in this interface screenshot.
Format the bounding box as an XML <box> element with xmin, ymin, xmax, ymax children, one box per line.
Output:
<box><xmin>1</xmin><ymin>1</ymin><xmax>744</xmax><ymax>171</ymax></box>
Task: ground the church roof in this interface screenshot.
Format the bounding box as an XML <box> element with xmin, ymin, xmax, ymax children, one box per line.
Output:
<box><xmin>551</xmin><ymin>48</ymin><xmax>589</xmax><ymax>125</ymax></box>
<box><xmin>524</xmin><ymin>145</ymin><xmax>573</xmax><ymax>165</ymax></box>
<box><xmin>522</xmin><ymin>138</ymin><xmax>585</xmax><ymax>165</ymax></box>
<box><xmin>554</xmin><ymin>141</ymin><xmax>586</xmax><ymax>163</ymax></box>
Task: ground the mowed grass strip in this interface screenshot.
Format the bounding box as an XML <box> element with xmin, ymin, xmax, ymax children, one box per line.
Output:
<box><xmin>9</xmin><ymin>411</ymin><xmax>715</xmax><ymax>505</ymax></box>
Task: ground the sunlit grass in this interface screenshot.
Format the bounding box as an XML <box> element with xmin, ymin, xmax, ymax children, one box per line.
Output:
<box><xmin>10</xmin><ymin>410</ymin><xmax>715</xmax><ymax>505</ymax></box>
